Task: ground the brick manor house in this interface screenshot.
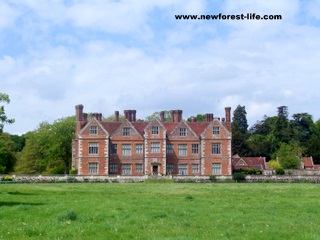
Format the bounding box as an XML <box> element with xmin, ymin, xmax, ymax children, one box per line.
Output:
<box><xmin>72</xmin><ymin>105</ymin><xmax>232</xmax><ymax>176</ymax></box>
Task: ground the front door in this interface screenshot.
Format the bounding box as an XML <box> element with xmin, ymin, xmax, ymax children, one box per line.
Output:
<box><xmin>152</xmin><ymin>165</ymin><xmax>158</xmax><ymax>175</ymax></box>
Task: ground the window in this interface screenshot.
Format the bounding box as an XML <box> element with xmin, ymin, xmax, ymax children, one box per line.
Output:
<box><xmin>89</xmin><ymin>142</ymin><xmax>98</xmax><ymax>154</ymax></box>
<box><xmin>110</xmin><ymin>163</ymin><xmax>118</xmax><ymax>173</ymax></box>
<box><xmin>122</xmin><ymin>164</ymin><xmax>131</xmax><ymax>175</ymax></box>
<box><xmin>150</xmin><ymin>142</ymin><xmax>160</xmax><ymax>153</ymax></box>
<box><xmin>212</xmin><ymin>143</ymin><xmax>221</xmax><ymax>154</ymax></box>
<box><xmin>90</xmin><ymin>126</ymin><xmax>98</xmax><ymax>135</ymax></box>
<box><xmin>178</xmin><ymin>164</ymin><xmax>188</xmax><ymax>175</ymax></box>
<box><xmin>192</xmin><ymin>164</ymin><xmax>199</xmax><ymax>173</ymax></box>
<box><xmin>178</xmin><ymin>144</ymin><xmax>187</xmax><ymax>156</ymax></box>
<box><xmin>123</xmin><ymin>127</ymin><xmax>131</xmax><ymax>136</ymax></box>
<box><xmin>122</xmin><ymin>144</ymin><xmax>132</xmax><ymax>156</ymax></box>
<box><xmin>88</xmin><ymin>162</ymin><xmax>98</xmax><ymax>174</ymax></box>
<box><xmin>136</xmin><ymin>144</ymin><xmax>143</xmax><ymax>154</ymax></box>
<box><xmin>192</xmin><ymin>144</ymin><xmax>199</xmax><ymax>154</ymax></box>
<box><xmin>179</xmin><ymin>128</ymin><xmax>187</xmax><ymax>136</ymax></box>
<box><xmin>136</xmin><ymin>164</ymin><xmax>142</xmax><ymax>173</ymax></box>
<box><xmin>166</xmin><ymin>164</ymin><xmax>174</xmax><ymax>174</ymax></box>
<box><xmin>212</xmin><ymin>163</ymin><xmax>222</xmax><ymax>174</ymax></box>
<box><xmin>111</xmin><ymin>144</ymin><xmax>117</xmax><ymax>154</ymax></box>
<box><xmin>213</xmin><ymin>126</ymin><xmax>220</xmax><ymax>135</ymax></box>
<box><xmin>166</xmin><ymin>144</ymin><xmax>174</xmax><ymax>154</ymax></box>
<box><xmin>151</xmin><ymin>126</ymin><xmax>159</xmax><ymax>134</ymax></box>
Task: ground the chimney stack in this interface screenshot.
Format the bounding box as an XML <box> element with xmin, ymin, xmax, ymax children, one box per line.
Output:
<box><xmin>206</xmin><ymin>113</ymin><xmax>213</xmax><ymax>122</ymax></box>
<box><xmin>171</xmin><ymin>110</ymin><xmax>182</xmax><ymax>122</ymax></box>
<box><xmin>75</xmin><ymin>105</ymin><xmax>83</xmax><ymax>122</ymax></box>
<box><xmin>132</xmin><ymin>110</ymin><xmax>136</xmax><ymax>122</ymax></box>
<box><xmin>190</xmin><ymin>116</ymin><xmax>196</xmax><ymax>122</ymax></box>
<box><xmin>115</xmin><ymin>111</ymin><xmax>119</xmax><ymax>122</ymax></box>
<box><xmin>124</xmin><ymin>110</ymin><xmax>136</xmax><ymax>122</ymax></box>
<box><xmin>170</xmin><ymin>110</ymin><xmax>175</xmax><ymax>122</ymax></box>
<box><xmin>225</xmin><ymin>107</ymin><xmax>231</xmax><ymax>123</ymax></box>
<box><xmin>160</xmin><ymin>111</ymin><xmax>165</xmax><ymax>122</ymax></box>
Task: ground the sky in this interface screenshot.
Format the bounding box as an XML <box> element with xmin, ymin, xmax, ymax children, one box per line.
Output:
<box><xmin>1</xmin><ymin>0</ymin><xmax>320</xmax><ymax>135</ymax></box>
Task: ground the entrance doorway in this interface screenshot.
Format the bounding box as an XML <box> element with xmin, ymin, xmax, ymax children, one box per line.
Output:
<box><xmin>152</xmin><ymin>165</ymin><xmax>158</xmax><ymax>175</ymax></box>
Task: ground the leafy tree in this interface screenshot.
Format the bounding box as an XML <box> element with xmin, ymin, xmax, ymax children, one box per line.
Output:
<box><xmin>267</xmin><ymin>160</ymin><xmax>281</xmax><ymax>170</ymax></box>
<box><xmin>232</xmin><ymin>105</ymin><xmax>250</xmax><ymax>156</ymax></box>
<box><xmin>0</xmin><ymin>93</ymin><xmax>15</xmax><ymax>133</ymax></box>
<box><xmin>145</xmin><ymin>111</ymin><xmax>172</xmax><ymax>122</ymax></box>
<box><xmin>273</xmin><ymin>143</ymin><xmax>302</xmax><ymax>169</ymax></box>
<box><xmin>274</xmin><ymin>106</ymin><xmax>290</xmax><ymax>143</ymax></box>
<box><xmin>0</xmin><ymin>133</ymin><xmax>16</xmax><ymax>173</ymax></box>
<box><xmin>187</xmin><ymin>114</ymin><xmax>206</xmax><ymax>122</ymax></box>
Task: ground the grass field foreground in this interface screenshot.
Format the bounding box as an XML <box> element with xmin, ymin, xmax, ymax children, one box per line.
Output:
<box><xmin>1</xmin><ymin>182</ymin><xmax>320</xmax><ymax>239</ymax></box>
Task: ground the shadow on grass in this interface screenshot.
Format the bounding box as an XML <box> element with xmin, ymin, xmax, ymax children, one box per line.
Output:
<box><xmin>0</xmin><ymin>202</ymin><xmax>44</xmax><ymax>207</ymax></box>
<box><xmin>7</xmin><ymin>191</ymin><xmax>38</xmax><ymax>196</ymax></box>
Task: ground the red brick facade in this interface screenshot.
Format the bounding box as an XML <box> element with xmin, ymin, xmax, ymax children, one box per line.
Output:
<box><xmin>72</xmin><ymin>105</ymin><xmax>232</xmax><ymax>176</ymax></box>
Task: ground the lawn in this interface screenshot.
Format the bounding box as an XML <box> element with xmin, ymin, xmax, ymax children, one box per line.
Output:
<box><xmin>0</xmin><ymin>182</ymin><xmax>320</xmax><ymax>240</ymax></box>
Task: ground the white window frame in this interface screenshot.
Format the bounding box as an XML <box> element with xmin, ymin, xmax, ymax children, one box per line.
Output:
<box><xmin>123</xmin><ymin>127</ymin><xmax>131</xmax><ymax>136</ymax></box>
<box><xmin>179</xmin><ymin>128</ymin><xmax>187</xmax><ymax>136</ymax></box>
<box><xmin>213</xmin><ymin>126</ymin><xmax>220</xmax><ymax>135</ymax></box>
<box><xmin>178</xmin><ymin>144</ymin><xmax>187</xmax><ymax>156</ymax></box>
<box><xmin>212</xmin><ymin>163</ymin><xmax>222</xmax><ymax>175</ymax></box>
<box><xmin>151</xmin><ymin>126</ymin><xmax>159</xmax><ymax>135</ymax></box>
<box><xmin>136</xmin><ymin>144</ymin><xmax>143</xmax><ymax>154</ymax></box>
<box><xmin>122</xmin><ymin>144</ymin><xmax>132</xmax><ymax>156</ymax></box>
<box><xmin>88</xmin><ymin>162</ymin><xmax>98</xmax><ymax>174</ymax></box>
<box><xmin>192</xmin><ymin>164</ymin><xmax>199</xmax><ymax>173</ymax></box>
<box><xmin>166</xmin><ymin>144</ymin><xmax>174</xmax><ymax>154</ymax></box>
<box><xmin>166</xmin><ymin>164</ymin><xmax>174</xmax><ymax>174</ymax></box>
<box><xmin>110</xmin><ymin>163</ymin><xmax>118</xmax><ymax>173</ymax></box>
<box><xmin>212</xmin><ymin>143</ymin><xmax>221</xmax><ymax>154</ymax></box>
<box><xmin>136</xmin><ymin>164</ymin><xmax>143</xmax><ymax>173</ymax></box>
<box><xmin>89</xmin><ymin>142</ymin><xmax>99</xmax><ymax>155</ymax></box>
<box><xmin>122</xmin><ymin>164</ymin><xmax>132</xmax><ymax>175</ymax></box>
<box><xmin>192</xmin><ymin>144</ymin><xmax>199</xmax><ymax>154</ymax></box>
<box><xmin>90</xmin><ymin>126</ymin><xmax>98</xmax><ymax>135</ymax></box>
<box><xmin>150</xmin><ymin>142</ymin><xmax>160</xmax><ymax>153</ymax></box>
<box><xmin>178</xmin><ymin>164</ymin><xmax>188</xmax><ymax>175</ymax></box>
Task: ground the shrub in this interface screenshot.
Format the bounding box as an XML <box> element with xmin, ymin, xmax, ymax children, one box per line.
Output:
<box><xmin>58</xmin><ymin>210</ymin><xmax>78</xmax><ymax>221</ymax></box>
<box><xmin>232</xmin><ymin>172</ymin><xmax>246</xmax><ymax>182</ymax></box>
<box><xmin>69</xmin><ymin>169</ymin><xmax>78</xmax><ymax>175</ymax></box>
<box><xmin>185</xmin><ymin>195</ymin><xmax>194</xmax><ymax>200</ymax></box>
<box><xmin>268</xmin><ymin>160</ymin><xmax>282</xmax><ymax>170</ymax></box>
<box><xmin>209</xmin><ymin>175</ymin><xmax>216</xmax><ymax>182</ymax></box>
<box><xmin>276</xmin><ymin>168</ymin><xmax>285</xmax><ymax>175</ymax></box>
<box><xmin>2</xmin><ymin>176</ymin><xmax>13</xmax><ymax>181</ymax></box>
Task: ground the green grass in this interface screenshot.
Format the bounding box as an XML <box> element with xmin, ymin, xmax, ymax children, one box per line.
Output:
<box><xmin>1</xmin><ymin>183</ymin><xmax>320</xmax><ymax>239</ymax></box>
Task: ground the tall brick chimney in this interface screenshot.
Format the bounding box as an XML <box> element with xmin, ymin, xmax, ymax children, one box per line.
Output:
<box><xmin>206</xmin><ymin>113</ymin><xmax>213</xmax><ymax>122</ymax></box>
<box><xmin>132</xmin><ymin>110</ymin><xmax>136</xmax><ymax>122</ymax></box>
<box><xmin>115</xmin><ymin>111</ymin><xmax>119</xmax><ymax>122</ymax></box>
<box><xmin>160</xmin><ymin>111</ymin><xmax>165</xmax><ymax>122</ymax></box>
<box><xmin>225</xmin><ymin>107</ymin><xmax>231</xmax><ymax>123</ymax></box>
<box><xmin>171</xmin><ymin>110</ymin><xmax>182</xmax><ymax>122</ymax></box>
<box><xmin>124</xmin><ymin>110</ymin><xmax>136</xmax><ymax>122</ymax></box>
<box><xmin>75</xmin><ymin>104</ymin><xmax>85</xmax><ymax>134</ymax></box>
<box><xmin>170</xmin><ymin>110</ymin><xmax>175</xmax><ymax>122</ymax></box>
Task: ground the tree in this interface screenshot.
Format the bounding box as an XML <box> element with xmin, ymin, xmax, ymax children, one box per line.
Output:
<box><xmin>187</xmin><ymin>114</ymin><xmax>206</xmax><ymax>122</ymax></box>
<box><xmin>145</xmin><ymin>111</ymin><xmax>172</xmax><ymax>122</ymax></box>
<box><xmin>0</xmin><ymin>133</ymin><xmax>16</xmax><ymax>173</ymax></box>
<box><xmin>274</xmin><ymin>106</ymin><xmax>290</xmax><ymax>143</ymax></box>
<box><xmin>273</xmin><ymin>143</ymin><xmax>302</xmax><ymax>169</ymax></box>
<box><xmin>0</xmin><ymin>93</ymin><xmax>15</xmax><ymax>133</ymax></box>
<box><xmin>232</xmin><ymin>105</ymin><xmax>250</xmax><ymax>156</ymax></box>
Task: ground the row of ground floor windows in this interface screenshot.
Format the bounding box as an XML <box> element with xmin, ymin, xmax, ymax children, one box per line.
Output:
<box><xmin>88</xmin><ymin>162</ymin><xmax>222</xmax><ymax>175</ymax></box>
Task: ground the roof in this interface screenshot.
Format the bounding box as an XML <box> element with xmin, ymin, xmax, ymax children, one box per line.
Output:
<box><xmin>232</xmin><ymin>156</ymin><xmax>268</xmax><ymax>170</ymax></box>
<box><xmin>302</xmin><ymin>157</ymin><xmax>314</xmax><ymax>169</ymax></box>
<box><xmin>187</xmin><ymin>122</ymin><xmax>211</xmax><ymax>136</ymax></box>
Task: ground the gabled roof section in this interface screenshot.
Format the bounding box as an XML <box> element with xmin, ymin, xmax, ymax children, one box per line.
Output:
<box><xmin>100</xmin><ymin>122</ymin><xmax>122</xmax><ymax>136</ymax></box>
<box><xmin>111</xmin><ymin>119</ymin><xmax>143</xmax><ymax>138</ymax></box>
<box><xmin>201</xmin><ymin>118</ymin><xmax>231</xmax><ymax>138</ymax></box>
<box><xmin>78</xmin><ymin>117</ymin><xmax>109</xmax><ymax>136</ymax></box>
<box><xmin>187</xmin><ymin>122</ymin><xmax>211</xmax><ymax>137</ymax></box>
<box><xmin>168</xmin><ymin>120</ymin><xmax>198</xmax><ymax>138</ymax></box>
<box><xmin>302</xmin><ymin>157</ymin><xmax>314</xmax><ymax>169</ymax></box>
<box><xmin>144</xmin><ymin>118</ymin><xmax>166</xmax><ymax>132</ymax></box>
<box><xmin>132</xmin><ymin>122</ymin><xmax>149</xmax><ymax>136</ymax></box>
<box><xmin>232</xmin><ymin>156</ymin><xmax>268</xmax><ymax>170</ymax></box>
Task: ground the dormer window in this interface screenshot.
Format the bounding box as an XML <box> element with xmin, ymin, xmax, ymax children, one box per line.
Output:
<box><xmin>90</xmin><ymin>126</ymin><xmax>98</xmax><ymax>135</ymax></box>
<box><xmin>179</xmin><ymin>128</ymin><xmax>187</xmax><ymax>136</ymax></box>
<box><xmin>152</xmin><ymin>126</ymin><xmax>159</xmax><ymax>134</ymax></box>
<box><xmin>213</xmin><ymin>126</ymin><xmax>220</xmax><ymax>135</ymax></box>
<box><xmin>123</xmin><ymin>127</ymin><xmax>131</xmax><ymax>136</ymax></box>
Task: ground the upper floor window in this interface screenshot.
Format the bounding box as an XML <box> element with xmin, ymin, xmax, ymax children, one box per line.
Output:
<box><xmin>213</xmin><ymin>126</ymin><xmax>220</xmax><ymax>135</ymax></box>
<box><xmin>192</xmin><ymin>144</ymin><xmax>199</xmax><ymax>154</ymax></box>
<box><xmin>151</xmin><ymin>126</ymin><xmax>159</xmax><ymax>134</ymax></box>
<box><xmin>178</xmin><ymin>144</ymin><xmax>187</xmax><ymax>156</ymax></box>
<box><xmin>179</xmin><ymin>128</ymin><xmax>187</xmax><ymax>136</ymax></box>
<box><xmin>136</xmin><ymin>144</ymin><xmax>143</xmax><ymax>154</ymax></box>
<box><xmin>212</xmin><ymin>143</ymin><xmax>221</xmax><ymax>154</ymax></box>
<box><xmin>122</xmin><ymin>144</ymin><xmax>132</xmax><ymax>156</ymax></box>
<box><xmin>166</xmin><ymin>144</ymin><xmax>174</xmax><ymax>154</ymax></box>
<box><xmin>89</xmin><ymin>142</ymin><xmax>99</xmax><ymax>155</ymax></box>
<box><xmin>150</xmin><ymin>142</ymin><xmax>160</xmax><ymax>153</ymax></box>
<box><xmin>123</xmin><ymin>127</ymin><xmax>131</xmax><ymax>136</ymax></box>
<box><xmin>111</xmin><ymin>144</ymin><xmax>117</xmax><ymax>154</ymax></box>
<box><xmin>90</xmin><ymin>126</ymin><xmax>98</xmax><ymax>135</ymax></box>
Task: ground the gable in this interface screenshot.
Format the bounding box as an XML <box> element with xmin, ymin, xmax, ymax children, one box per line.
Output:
<box><xmin>144</xmin><ymin>118</ymin><xmax>166</xmax><ymax>138</ymax></box>
<box><xmin>111</xmin><ymin>119</ymin><xmax>143</xmax><ymax>139</ymax></box>
<box><xmin>236</xmin><ymin>158</ymin><xmax>247</xmax><ymax>167</ymax></box>
<box><xmin>201</xmin><ymin>118</ymin><xmax>231</xmax><ymax>139</ymax></box>
<box><xmin>78</xmin><ymin>117</ymin><xmax>109</xmax><ymax>137</ymax></box>
<box><xmin>168</xmin><ymin>120</ymin><xmax>198</xmax><ymax>139</ymax></box>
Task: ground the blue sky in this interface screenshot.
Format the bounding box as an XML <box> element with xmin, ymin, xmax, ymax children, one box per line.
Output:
<box><xmin>1</xmin><ymin>0</ymin><xmax>320</xmax><ymax>134</ymax></box>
